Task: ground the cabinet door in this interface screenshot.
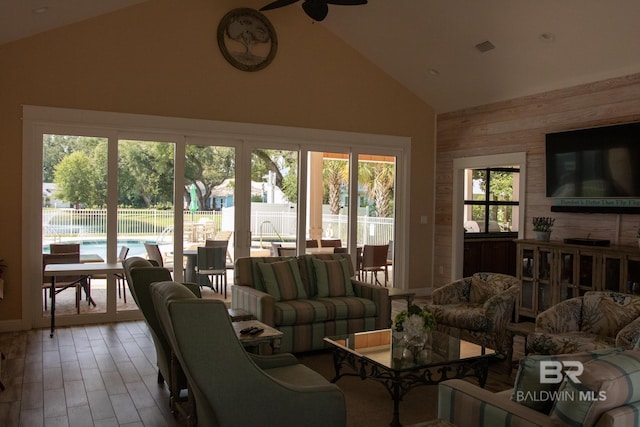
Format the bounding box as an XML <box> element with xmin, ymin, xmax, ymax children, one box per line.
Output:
<box><xmin>517</xmin><ymin>246</ymin><xmax>536</xmax><ymax>318</ymax></box>
<box><xmin>602</xmin><ymin>254</ymin><xmax>624</xmax><ymax>292</ymax></box>
<box><xmin>577</xmin><ymin>251</ymin><xmax>599</xmax><ymax>294</ymax></box>
<box><xmin>557</xmin><ymin>249</ymin><xmax>577</xmax><ymax>301</ymax></box>
<box><xmin>537</xmin><ymin>248</ymin><xmax>554</xmax><ymax>312</ymax></box>
<box><xmin>626</xmin><ymin>255</ymin><xmax>640</xmax><ymax>294</ymax></box>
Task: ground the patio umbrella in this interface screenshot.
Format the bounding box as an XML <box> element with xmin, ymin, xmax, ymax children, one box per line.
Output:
<box><xmin>189</xmin><ymin>184</ymin><xmax>199</xmax><ymax>221</ymax></box>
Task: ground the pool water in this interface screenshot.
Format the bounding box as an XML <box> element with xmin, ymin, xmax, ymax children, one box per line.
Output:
<box><xmin>43</xmin><ymin>239</ymin><xmax>151</xmax><ymax>260</ymax></box>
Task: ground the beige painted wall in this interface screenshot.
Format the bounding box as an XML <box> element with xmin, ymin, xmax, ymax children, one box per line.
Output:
<box><xmin>0</xmin><ymin>0</ymin><xmax>435</xmax><ymax>321</ymax></box>
<box><xmin>434</xmin><ymin>73</ymin><xmax>640</xmax><ymax>288</ymax></box>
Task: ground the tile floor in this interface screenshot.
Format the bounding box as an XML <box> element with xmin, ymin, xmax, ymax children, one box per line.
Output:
<box><xmin>0</xmin><ymin>292</ymin><xmax>520</xmax><ymax>426</ymax></box>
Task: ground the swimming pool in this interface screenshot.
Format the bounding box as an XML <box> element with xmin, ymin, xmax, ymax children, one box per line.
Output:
<box><xmin>43</xmin><ymin>239</ymin><xmax>152</xmax><ymax>260</ymax></box>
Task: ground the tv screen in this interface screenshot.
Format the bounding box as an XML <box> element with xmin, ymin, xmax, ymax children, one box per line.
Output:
<box><xmin>546</xmin><ymin>122</ymin><xmax>640</xmax><ymax>198</ymax></box>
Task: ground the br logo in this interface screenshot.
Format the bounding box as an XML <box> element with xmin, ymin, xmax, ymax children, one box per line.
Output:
<box><xmin>539</xmin><ymin>361</ymin><xmax>584</xmax><ymax>384</ymax></box>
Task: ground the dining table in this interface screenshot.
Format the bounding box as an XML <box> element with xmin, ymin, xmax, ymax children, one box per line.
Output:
<box><xmin>43</xmin><ymin>262</ymin><xmax>123</xmax><ymax>338</ymax></box>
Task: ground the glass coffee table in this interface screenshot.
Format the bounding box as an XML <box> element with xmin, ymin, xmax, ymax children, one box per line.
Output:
<box><xmin>324</xmin><ymin>329</ymin><xmax>498</xmax><ymax>427</ymax></box>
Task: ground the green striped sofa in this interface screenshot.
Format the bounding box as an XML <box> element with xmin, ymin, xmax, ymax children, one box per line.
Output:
<box><xmin>231</xmin><ymin>253</ymin><xmax>390</xmax><ymax>353</ymax></box>
<box><xmin>437</xmin><ymin>348</ymin><xmax>640</xmax><ymax>427</ymax></box>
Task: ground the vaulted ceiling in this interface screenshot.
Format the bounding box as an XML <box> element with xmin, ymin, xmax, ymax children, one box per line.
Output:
<box><xmin>3</xmin><ymin>0</ymin><xmax>640</xmax><ymax>113</ymax></box>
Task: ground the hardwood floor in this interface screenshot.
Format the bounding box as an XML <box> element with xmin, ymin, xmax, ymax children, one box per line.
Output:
<box><xmin>0</xmin><ymin>295</ymin><xmax>519</xmax><ymax>426</ymax></box>
<box><xmin>0</xmin><ymin>320</ymin><xmax>182</xmax><ymax>427</ymax></box>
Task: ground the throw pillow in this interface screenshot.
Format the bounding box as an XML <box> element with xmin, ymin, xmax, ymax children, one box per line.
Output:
<box><xmin>312</xmin><ymin>257</ymin><xmax>354</xmax><ymax>298</ymax></box>
<box><xmin>550</xmin><ymin>349</ymin><xmax>640</xmax><ymax>426</ymax></box>
<box><xmin>511</xmin><ymin>348</ymin><xmax>622</xmax><ymax>414</ymax></box>
<box><xmin>258</xmin><ymin>259</ymin><xmax>307</xmax><ymax>302</ymax></box>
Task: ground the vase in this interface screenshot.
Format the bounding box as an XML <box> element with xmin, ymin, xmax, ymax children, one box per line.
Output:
<box><xmin>401</xmin><ymin>331</ymin><xmax>432</xmax><ymax>365</ymax></box>
<box><xmin>535</xmin><ymin>231</ymin><xmax>551</xmax><ymax>241</ymax></box>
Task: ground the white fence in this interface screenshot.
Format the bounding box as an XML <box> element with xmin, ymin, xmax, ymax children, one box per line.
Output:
<box><xmin>43</xmin><ymin>207</ymin><xmax>394</xmax><ymax>246</ymax></box>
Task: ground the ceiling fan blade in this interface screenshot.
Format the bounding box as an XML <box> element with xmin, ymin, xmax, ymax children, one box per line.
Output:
<box><xmin>260</xmin><ymin>0</ymin><xmax>301</xmax><ymax>11</ymax></box>
<box><xmin>302</xmin><ymin>0</ymin><xmax>329</xmax><ymax>21</ymax></box>
<box><xmin>326</xmin><ymin>0</ymin><xmax>367</xmax><ymax>5</ymax></box>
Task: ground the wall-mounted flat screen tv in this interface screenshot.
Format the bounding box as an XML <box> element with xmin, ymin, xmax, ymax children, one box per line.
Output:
<box><xmin>546</xmin><ymin>122</ymin><xmax>640</xmax><ymax>200</ymax></box>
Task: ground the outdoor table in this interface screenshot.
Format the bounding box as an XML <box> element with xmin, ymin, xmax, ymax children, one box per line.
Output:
<box><xmin>43</xmin><ymin>262</ymin><xmax>123</xmax><ymax>338</ymax></box>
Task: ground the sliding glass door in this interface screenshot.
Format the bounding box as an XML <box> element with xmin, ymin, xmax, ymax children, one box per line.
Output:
<box><xmin>26</xmin><ymin>107</ymin><xmax>410</xmax><ymax>330</ymax></box>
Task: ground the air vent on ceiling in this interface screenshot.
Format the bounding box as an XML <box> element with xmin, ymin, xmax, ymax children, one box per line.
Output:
<box><xmin>475</xmin><ymin>40</ymin><xmax>495</xmax><ymax>53</ymax></box>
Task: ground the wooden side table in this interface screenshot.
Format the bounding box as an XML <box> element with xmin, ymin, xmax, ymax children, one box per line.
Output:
<box><xmin>506</xmin><ymin>321</ymin><xmax>535</xmax><ymax>374</ymax></box>
<box><xmin>232</xmin><ymin>320</ymin><xmax>283</xmax><ymax>354</ymax></box>
<box><xmin>388</xmin><ymin>288</ymin><xmax>416</xmax><ymax>310</ymax></box>
<box><xmin>228</xmin><ymin>308</ymin><xmax>253</xmax><ymax>321</ymax></box>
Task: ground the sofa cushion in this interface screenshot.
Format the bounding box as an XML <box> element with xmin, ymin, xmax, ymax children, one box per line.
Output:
<box><xmin>527</xmin><ymin>331</ymin><xmax>617</xmax><ymax>355</ymax></box>
<box><xmin>274</xmin><ymin>297</ymin><xmax>377</xmax><ymax>326</ymax></box>
<box><xmin>581</xmin><ymin>292</ymin><xmax>640</xmax><ymax>337</ymax></box>
<box><xmin>428</xmin><ymin>303</ymin><xmax>488</xmax><ymax>331</ymax></box>
<box><xmin>511</xmin><ymin>348</ymin><xmax>622</xmax><ymax>414</ymax></box>
<box><xmin>258</xmin><ymin>259</ymin><xmax>307</xmax><ymax>302</ymax></box>
<box><xmin>550</xmin><ymin>349</ymin><xmax>640</xmax><ymax>426</ymax></box>
<box><xmin>312</xmin><ymin>257</ymin><xmax>355</xmax><ymax>298</ymax></box>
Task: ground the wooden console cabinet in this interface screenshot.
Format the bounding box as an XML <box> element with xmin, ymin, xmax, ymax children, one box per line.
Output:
<box><xmin>515</xmin><ymin>239</ymin><xmax>640</xmax><ymax>320</ymax></box>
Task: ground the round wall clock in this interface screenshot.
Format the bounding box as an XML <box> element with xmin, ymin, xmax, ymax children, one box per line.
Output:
<box><xmin>217</xmin><ymin>8</ymin><xmax>278</xmax><ymax>72</ymax></box>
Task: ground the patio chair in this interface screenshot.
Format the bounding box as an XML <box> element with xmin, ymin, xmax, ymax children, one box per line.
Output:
<box><xmin>116</xmin><ymin>246</ymin><xmax>129</xmax><ymax>302</ymax></box>
<box><xmin>144</xmin><ymin>243</ymin><xmax>173</xmax><ymax>269</ymax></box>
<box><xmin>196</xmin><ymin>246</ymin><xmax>228</xmax><ymax>298</ymax></box>
<box><xmin>359</xmin><ymin>244</ymin><xmax>390</xmax><ymax>286</ymax></box>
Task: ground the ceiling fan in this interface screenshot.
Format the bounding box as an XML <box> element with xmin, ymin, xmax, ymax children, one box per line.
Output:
<box><xmin>260</xmin><ymin>0</ymin><xmax>368</xmax><ymax>22</ymax></box>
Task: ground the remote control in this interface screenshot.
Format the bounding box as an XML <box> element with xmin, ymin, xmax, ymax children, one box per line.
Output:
<box><xmin>249</xmin><ymin>327</ymin><xmax>264</xmax><ymax>335</ymax></box>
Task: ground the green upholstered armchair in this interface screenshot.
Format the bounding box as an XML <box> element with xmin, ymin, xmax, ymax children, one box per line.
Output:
<box><xmin>150</xmin><ymin>280</ymin><xmax>347</xmax><ymax>427</ymax></box>
<box><xmin>122</xmin><ymin>257</ymin><xmax>201</xmax><ymax>417</ymax></box>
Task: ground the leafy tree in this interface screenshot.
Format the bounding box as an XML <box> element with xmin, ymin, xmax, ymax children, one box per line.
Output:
<box><xmin>185</xmin><ymin>145</ymin><xmax>235</xmax><ymax>210</ymax></box>
<box><xmin>53</xmin><ymin>152</ymin><xmax>96</xmax><ymax>209</ymax></box>
<box><xmin>251</xmin><ymin>149</ymin><xmax>298</xmax><ymax>202</ymax></box>
<box><xmin>118</xmin><ymin>141</ymin><xmax>174</xmax><ymax>208</ymax></box>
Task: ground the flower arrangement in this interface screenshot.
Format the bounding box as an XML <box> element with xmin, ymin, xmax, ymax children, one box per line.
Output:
<box><xmin>394</xmin><ymin>304</ymin><xmax>436</xmax><ymax>336</ymax></box>
<box><xmin>533</xmin><ymin>217</ymin><xmax>555</xmax><ymax>232</ymax></box>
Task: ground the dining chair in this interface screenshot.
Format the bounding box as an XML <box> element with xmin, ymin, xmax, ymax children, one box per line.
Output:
<box><xmin>306</xmin><ymin>239</ymin><xmax>319</xmax><ymax>248</ymax></box>
<box><xmin>320</xmin><ymin>239</ymin><xmax>342</xmax><ymax>248</ymax></box>
<box><xmin>196</xmin><ymin>246</ymin><xmax>228</xmax><ymax>298</ymax></box>
<box><xmin>42</xmin><ymin>252</ymin><xmax>85</xmax><ymax>313</ymax></box>
<box><xmin>213</xmin><ymin>230</ymin><xmax>234</xmax><ymax>264</ymax></box>
<box><xmin>205</xmin><ymin>239</ymin><xmax>234</xmax><ymax>269</ymax></box>
<box><xmin>270</xmin><ymin>242</ymin><xmax>282</xmax><ymax>257</ymax></box>
<box><xmin>50</xmin><ymin>243</ymin><xmax>81</xmax><ymax>254</ymax></box>
<box><xmin>145</xmin><ymin>243</ymin><xmax>172</xmax><ymax>268</ymax></box>
<box><xmin>116</xmin><ymin>246</ymin><xmax>130</xmax><ymax>302</ymax></box>
<box><xmin>277</xmin><ymin>247</ymin><xmax>297</xmax><ymax>257</ymax></box>
<box><xmin>360</xmin><ymin>244</ymin><xmax>390</xmax><ymax>286</ymax></box>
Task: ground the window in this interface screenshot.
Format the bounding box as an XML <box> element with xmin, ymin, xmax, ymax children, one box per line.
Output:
<box><xmin>463</xmin><ymin>166</ymin><xmax>520</xmax><ymax>236</ymax></box>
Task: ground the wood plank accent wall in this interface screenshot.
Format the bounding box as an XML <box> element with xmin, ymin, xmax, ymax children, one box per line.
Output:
<box><xmin>433</xmin><ymin>73</ymin><xmax>640</xmax><ymax>288</ymax></box>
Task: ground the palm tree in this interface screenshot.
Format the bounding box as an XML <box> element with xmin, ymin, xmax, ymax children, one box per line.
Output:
<box><xmin>323</xmin><ymin>160</ymin><xmax>348</xmax><ymax>214</ymax></box>
<box><xmin>359</xmin><ymin>162</ymin><xmax>395</xmax><ymax>217</ymax></box>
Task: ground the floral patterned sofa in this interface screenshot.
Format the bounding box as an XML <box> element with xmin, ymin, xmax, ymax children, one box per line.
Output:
<box><xmin>425</xmin><ymin>272</ymin><xmax>521</xmax><ymax>358</ymax></box>
<box><xmin>527</xmin><ymin>291</ymin><xmax>640</xmax><ymax>355</ymax></box>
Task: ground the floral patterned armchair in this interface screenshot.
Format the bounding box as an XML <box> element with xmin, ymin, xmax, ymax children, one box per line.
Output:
<box><xmin>527</xmin><ymin>291</ymin><xmax>640</xmax><ymax>355</ymax></box>
<box><xmin>425</xmin><ymin>272</ymin><xmax>521</xmax><ymax>359</ymax></box>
